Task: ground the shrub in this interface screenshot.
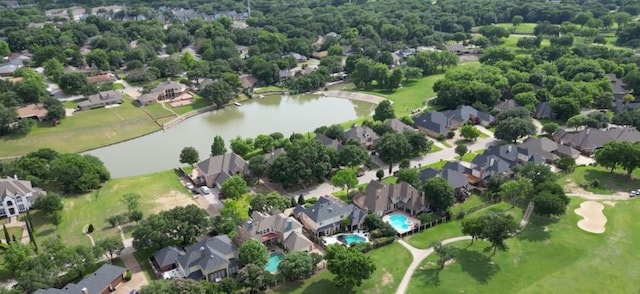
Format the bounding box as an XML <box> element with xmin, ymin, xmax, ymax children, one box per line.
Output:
<box><xmin>591</xmin><ymin>179</ymin><xmax>600</xmax><ymax>188</ymax></box>
<box><xmin>305</xmin><ymin>197</ymin><xmax>318</xmax><ymax>205</ymax></box>
<box><xmin>87</xmin><ymin>224</ymin><xmax>94</xmax><ymax>234</ymax></box>
<box><xmin>372</xmin><ymin>236</ymin><xmax>396</xmax><ymax>248</ymax></box>
<box><xmin>418</xmin><ymin>213</ymin><xmax>437</xmax><ymax>223</ymax></box>
<box><xmin>447</xmin><ymin>131</ymin><xmax>455</xmax><ymax>139</ymax></box>
<box><xmin>456</xmin><ymin>211</ymin><xmax>466</xmax><ymax>220</ymax></box>
<box><xmin>124</xmin><ymin>270</ymin><xmax>132</xmax><ymax>281</ymax></box>
<box><xmin>350</xmin><ymin>242</ymin><xmax>373</xmax><ymax>253</ymax></box>
<box><xmin>0</xmin><ymin>243</ymin><xmax>8</xmax><ymax>250</ymax></box>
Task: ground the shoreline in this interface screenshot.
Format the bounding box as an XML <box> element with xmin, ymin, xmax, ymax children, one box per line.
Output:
<box><xmin>314</xmin><ymin>90</ymin><xmax>386</xmax><ymax>105</ymax></box>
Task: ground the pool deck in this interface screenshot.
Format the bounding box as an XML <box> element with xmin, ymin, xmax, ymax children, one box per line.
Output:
<box><xmin>383</xmin><ymin>211</ymin><xmax>420</xmax><ymax>234</ymax></box>
<box><xmin>322</xmin><ymin>232</ymin><xmax>370</xmax><ymax>247</ymax></box>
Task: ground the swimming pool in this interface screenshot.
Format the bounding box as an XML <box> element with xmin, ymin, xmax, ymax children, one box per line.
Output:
<box><xmin>264</xmin><ymin>252</ymin><xmax>284</xmax><ymax>273</ymax></box>
<box><xmin>386</xmin><ymin>214</ymin><xmax>413</xmax><ymax>233</ymax></box>
<box><xmin>339</xmin><ymin>234</ymin><xmax>367</xmax><ymax>246</ymax></box>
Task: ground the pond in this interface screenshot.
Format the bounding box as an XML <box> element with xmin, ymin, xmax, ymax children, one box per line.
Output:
<box><xmin>85</xmin><ymin>94</ymin><xmax>376</xmax><ymax>178</ymax></box>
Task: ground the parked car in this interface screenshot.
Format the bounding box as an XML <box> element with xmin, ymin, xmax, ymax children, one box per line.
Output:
<box><xmin>630</xmin><ymin>191</ymin><xmax>637</xmax><ymax>197</ymax></box>
<box><xmin>200</xmin><ymin>186</ymin><xmax>211</xmax><ymax>195</ymax></box>
<box><xmin>186</xmin><ymin>183</ymin><xmax>194</xmax><ymax>190</ymax></box>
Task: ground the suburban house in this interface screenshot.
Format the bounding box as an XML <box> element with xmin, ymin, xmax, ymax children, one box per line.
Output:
<box><xmin>195</xmin><ymin>152</ymin><xmax>249</xmax><ymax>189</ymax></box>
<box><xmin>420</xmin><ymin>166</ymin><xmax>470</xmax><ymax>201</ymax></box>
<box><xmin>77</xmin><ymin>90</ymin><xmax>124</xmax><ymax>111</ymax></box>
<box><xmin>0</xmin><ymin>177</ymin><xmax>45</xmax><ymax>218</ymax></box>
<box><xmin>15</xmin><ymin>103</ymin><xmax>48</xmax><ymax>121</ymax></box>
<box><xmin>469</xmin><ymin>154</ymin><xmax>511</xmax><ymax>185</ymax></box>
<box><xmin>534</xmin><ymin>101</ymin><xmax>553</xmax><ymax>119</ymax></box>
<box><xmin>384</xmin><ymin>118</ymin><xmax>415</xmax><ymax>133</ymax></box>
<box><xmin>344</xmin><ymin>126</ymin><xmax>380</xmax><ymax>149</ymax></box>
<box><xmin>91</xmin><ymin>5</ymin><xmax>124</xmax><ymax>15</ymax></box>
<box><xmin>288</xmin><ymin>52</ymin><xmax>308</xmax><ymax>62</ymax></box>
<box><xmin>315</xmin><ymin>133</ymin><xmax>342</xmax><ymax>149</ymax></box>
<box><xmin>493</xmin><ymin>99</ymin><xmax>519</xmax><ymax>112</ymax></box>
<box><xmin>553</xmin><ymin>127</ymin><xmax>640</xmax><ymax>154</ymax></box>
<box><xmin>0</xmin><ymin>53</ymin><xmax>31</xmax><ymax>77</ymax></box>
<box><xmin>517</xmin><ymin>137</ymin><xmax>580</xmax><ymax>163</ymax></box>
<box><xmin>293</xmin><ymin>196</ymin><xmax>366</xmax><ymax>236</ymax></box>
<box><xmin>443</xmin><ymin>105</ymin><xmax>495</xmax><ymax>127</ymax></box>
<box><xmin>445</xmin><ymin>43</ymin><xmax>479</xmax><ymax>55</ymax></box>
<box><xmin>45</xmin><ymin>6</ymin><xmax>87</xmax><ymax>21</ymax></box>
<box><xmin>236</xmin><ymin>211</ymin><xmax>314</xmax><ymax>252</ymax></box>
<box><xmin>35</xmin><ymin>264</ymin><xmax>126</xmax><ymax>294</ymax></box>
<box><xmin>353</xmin><ymin>180</ymin><xmax>429</xmax><ymax>216</ymax></box>
<box><xmin>150</xmin><ymin>235</ymin><xmax>239</xmax><ymax>281</ymax></box>
<box><xmin>607</xmin><ymin>73</ymin><xmax>640</xmax><ymax>112</ymax></box>
<box><xmin>414</xmin><ymin>110</ymin><xmax>454</xmax><ymax>137</ymax></box>
<box><xmin>279</xmin><ymin>69</ymin><xmax>293</xmax><ymax>80</ymax></box>
<box><xmin>265</xmin><ymin>148</ymin><xmax>286</xmax><ymax>165</ymax></box>
<box><xmin>135</xmin><ymin>80</ymin><xmax>193</xmax><ymax>106</ymax></box>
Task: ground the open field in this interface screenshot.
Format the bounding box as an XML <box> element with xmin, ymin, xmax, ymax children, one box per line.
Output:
<box><xmin>271</xmin><ymin>242</ymin><xmax>412</xmax><ymax>294</ymax></box>
<box><xmin>407</xmin><ymin>198</ymin><xmax>640</xmax><ymax>293</ymax></box>
<box><xmin>559</xmin><ymin>165</ymin><xmax>640</xmax><ymax>195</ymax></box>
<box><xmin>471</xmin><ymin>23</ymin><xmax>537</xmax><ymax>35</ymax></box>
<box><xmin>26</xmin><ymin>170</ymin><xmax>194</xmax><ymax>247</ymax></box>
<box><xmin>0</xmin><ymin>101</ymin><xmax>160</xmax><ymax>157</ymax></box>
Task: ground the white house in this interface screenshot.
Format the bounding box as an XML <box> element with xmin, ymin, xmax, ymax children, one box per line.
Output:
<box><xmin>0</xmin><ymin>177</ymin><xmax>45</xmax><ymax>217</ymax></box>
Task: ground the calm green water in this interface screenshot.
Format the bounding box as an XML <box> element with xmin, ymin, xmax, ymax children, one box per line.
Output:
<box><xmin>86</xmin><ymin>95</ymin><xmax>375</xmax><ymax>178</ymax></box>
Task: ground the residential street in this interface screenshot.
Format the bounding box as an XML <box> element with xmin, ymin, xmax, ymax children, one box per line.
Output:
<box><xmin>294</xmin><ymin>134</ymin><xmax>498</xmax><ymax>200</ymax></box>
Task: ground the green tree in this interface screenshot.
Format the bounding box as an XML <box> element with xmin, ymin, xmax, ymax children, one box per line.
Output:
<box><xmin>403</xmin><ymin>131</ymin><xmax>432</xmax><ymax>154</ymax></box>
<box><xmin>424</xmin><ymin>177</ymin><xmax>455</xmax><ymax>212</ymax></box>
<box><xmin>230</xmin><ymin>136</ymin><xmax>253</xmax><ymax>157</ymax></box>
<box><xmin>376</xmin><ymin>132</ymin><xmax>412</xmax><ymax>173</ymax></box>
<box><xmin>43</xmin><ymin>99</ymin><xmax>65</xmax><ymax>124</ymax></box>
<box><xmin>460</xmin><ymin>124</ymin><xmax>481</xmax><ymax>141</ymax></box>
<box><xmin>338</xmin><ymin>144</ymin><xmax>369</xmax><ymax>168</ymax></box>
<box><xmin>331</xmin><ymin>169</ymin><xmax>358</xmax><ymax>194</ymax></box>
<box><xmin>515</xmin><ymin>163</ymin><xmax>555</xmax><ymax>187</ymax></box>
<box><xmin>432</xmin><ymin>242</ymin><xmax>455</xmax><ymax>270</ymax></box>
<box><xmin>132</xmin><ymin>205</ymin><xmax>210</xmax><ymax>249</ymax></box>
<box><xmin>555</xmin><ymin>156</ymin><xmax>576</xmax><ymax>173</ymax></box>
<box><xmin>249</xmin><ymin>155</ymin><xmax>269</xmax><ymax>179</ymax></box>
<box><xmin>2</xmin><ymin>224</ymin><xmax>10</xmax><ymax>244</ymax></box>
<box><xmin>211</xmin><ymin>135</ymin><xmax>227</xmax><ymax>156</ymax></box>
<box><xmin>253</xmin><ymin>134</ymin><xmax>275</xmax><ymax>153</ymax></box>
<box><xmin>479</xmin><ymin>212</ymin><xmax>518</xmax><ymax>255</ymax></box>
<box><xmin>461</xmin><ymin>217</ymin><xmax>484</xmax><ymax>245</ymax></box>
<box><xmin>373</xmin><ymin>100</ymin><xmax>395</xmax><ymax>122</ymax></box>
<box><xmin>58</xmin><ymin>72</ymin><xmax>88</xmax><ymax>94</ymax></box>
<box><xmin>494</xmin><ymin>117</ymin><xmax>536</xmax><ymax>143</ymax></box>
<box><xmin>179</xmin><ymin>146</ymin><xmax>199</xmax><ymax>166</ymax></box>
<box><xmin>238</xmin><ymin>240</ymin><xmax>269</xmax><ymax>267</ymax></box>
<box><xmin>278</xmin><ymin>251</ymin><xmax>314</xmax><ymax>281</ymax></box>
<box><xmin>199</xmin><ymin>81</ymin><xmax>233</xmax><ymax>109</ymax></box>
<box><xmin>512</xmin><ymin>15</ymin><xmax>524</xmax><ymax>26</ymax></box>
<box><xmin>479</xmin><ymin>47</ymin><xmax>515</xmax><ymax>64</ymax></box>
<box><xmin>326</xmin><ymin>245</ymin><xmax>376</xmax><ymax>288</ymax></box>
<box><xmin>220</xmin><ymin>175</ymin><xmax>248</xmax><ymax>200</ymax></box>
<box><xmin>33</xmin><ymin>194</ymin><xmax>63</xmax><ymax>215</ymax></box>
<box><xmin>455</xmin><ymin>144</ymin><xmax>468</xmax><ymax>158</ymax></box>
<box><xmin>298</xmin><ymin>195</ymin><xmax>305</xmax><ymax>205</ymax></box>
<box><xmin>395</xmin><ymin>168</ymin><xmax>421</xmax><ymax>189</ymax></box>
<box><xmin>237</xmin><ymin>263</ymin><xmax>267</xmax><ymax>292</ymax></box>
<box><xmin>499</xmin><ymin>177</ymin><xmax>533</xmax><ymax>207</ymax></box>
<box><xmin>4</xmin><ymin>242</ymin><xmax>32</xmax><ymax>275</ymax></box>
<box><xmin>42</xmin><ymin>59</ymin><xmax>64</xmax><ymax>82</ymax></box>
<box><xmin>86</xmin><ymin>48</ymin><xmax>110</xmax><ymax>70</ymax></box>
<box><xmin>387</xmin><ymin>68</ymin><xmax>404</xmax><ymax>90</ymax></box>
<box><xmin>97</xmin><ymin>237</ymin><xmax>124</xmax><ymax>262</ymax></box>
<box><xmin>542</xmin><ymin>122</ymin><xmax>559</xmax><ymax>135</ymax></box>
<box><xmin>404</xmin><ymin>67</ymin><xmax>423</xmax><ymax>81</ymax></box>
<box><xmin>0</xmin><ymin>41</ymin><xmax>9</xmax><ymax>57</ymax></box>
<box><xmin>140</xmin><ymin>279</ymin><xmax>207</xmax><ymax>294</ymax></box>
<box><xmin>249</xmin><ymin>192</ymin><xmax>290</xmax><ymax>213</ymax></box>
<box><xmin>376</xmin><ymin>169</ymin><xmax>384</xmax><ymax>181</ymax></box>
<box><xmin>49</xmin><ymin>154</ymin><xmax>110</xmax><ymax>193</ymax></box>
<box><xmin>533</xmin><ymin>192</ymin><xmax>570</xmax><ymax>217</ymax></box>
<box><xmin>121</xmin><ymin>193</ymin><xmax>141</xmax><ymax>220</ymax></box>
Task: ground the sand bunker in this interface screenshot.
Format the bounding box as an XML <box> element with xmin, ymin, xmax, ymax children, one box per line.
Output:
<box><xmin>574</xmin><ymin>201</ymin><xmax>607</xmax><ymax>234</ymax></box>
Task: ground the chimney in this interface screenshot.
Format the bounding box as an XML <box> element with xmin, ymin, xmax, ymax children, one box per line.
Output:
<box><xmin>13</xmin><ymin>174</ymin><xmax>18</xmax><ymax>180</ymax></box>
<box><xmin>81</xmin><ymin>288</ymin><xmax>88</xmax><ymax>294</ymax></box>
<box><xmin>246</xmin><ymin>220</ymin><xmax>253</xmax><ymax>231</ymax></box>
<box><xmin>507</xmin><ymin>145</ymin><xmax>512</xmax><ymax>153</ymax></box>
<box><xmin>286</xmin><ymin>219</ymin><xmax>293</xmax><ymax>231</ymax></box>
<box><xmin>489</xmin><ymin>157</ymin><xmax>495</xmax><ymax>167</ymax></box>
<box><xmin>199</xmin><ymin>246</ymin><xmax>205</xmax><ymax>251</ymax></box>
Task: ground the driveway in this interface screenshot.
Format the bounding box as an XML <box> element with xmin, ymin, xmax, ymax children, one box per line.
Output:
<box><xmin>115</xmin><ymin>238</ymin><xmax>148</xmax><ymax>294</ymax></box>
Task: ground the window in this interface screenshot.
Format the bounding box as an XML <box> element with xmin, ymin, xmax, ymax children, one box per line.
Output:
<box><xmin>18</xmin><ymin>205</ymin><xmax>25</xmax><ymax>211</ymax></box>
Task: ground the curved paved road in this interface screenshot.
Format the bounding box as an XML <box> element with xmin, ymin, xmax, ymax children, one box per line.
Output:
<box><xmin>395</xmin><ymin>236</ymin><xmax>472</xmax><ymax>294</ymax></box>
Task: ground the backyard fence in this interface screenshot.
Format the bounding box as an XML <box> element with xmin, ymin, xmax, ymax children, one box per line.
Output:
<box><xmin>398</xmin><ymin>214</ymin><xmax>452</xmax><ymax>238</ymax></box>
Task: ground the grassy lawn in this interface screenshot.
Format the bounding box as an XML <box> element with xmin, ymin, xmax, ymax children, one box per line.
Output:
<box><xmin>382</xmin><ymin>176</ymin><xmax>397</xmax><ymax>184</ymax></box>
<box><xmin>271</xmin><ymin>242</ymin><xmax>412</xmax><ymax>294</ymax></box>
<box><xmin>142</xmin><ymin>103</ymin><xmax>176</xmax><ymax>118</ymax></box>
<box><xmin>559</xmin><ymin>165</ymin><xmax>640</xmax><ymax>195</ymax></box>
<box><xmin>27</xmin><ymin>170</ymin><xmax>195</xmax><ymax>247</ymax></box>
<box><xmin>472</xmin><ymin>23</ymin><xmax>536</xmax><ymax>35</ymax></box>
<box><xmin>254</xmin><ymin>86</ymin><xmax>286</xmax><ymax>94</ymax></box>
<box><xmin>404</xmin><ymin>202</ymin><xmax>522</xmax><ymax>249</ymax></box>
<box><xmin>407</xmin><ymin>198</ymin><xmax>640</xmax><ymax>293</ymax></box>
<box><xmin>0</xmin><ymin>101</ymin><xmax>160</xmax><ymax>157</ymax></box>
<box><xmin>459</xmin><ymin>148</ymin><xmax>485</xmax><ymax>162</ymax></box>
<box><xmin>448</xmin><ymin>194</ymin><xmax>484</xmax><ymax>216</ymax></box>
<box><xmin>430</xmin><ymin>144</ymin><xmax>442</xmax><ymax>153</ymax></box>
<box><xmin>357</xmin><ymin>74</ymin><xmax>444</xmax><ymax>117</ymax></box>
<box><xmin>422</xmin><ymin>160</ymin><xmax>447</xmax><ymax>170</ymax></box>
<box><xmin>4</xmin><ymin>227</ymin><xmax>23</xmax><ymax>242</ymax></box>
<box><xmin>171</xmin><ymin>96</ymin><xmax>209</xmax><ymax>115</ymax></box>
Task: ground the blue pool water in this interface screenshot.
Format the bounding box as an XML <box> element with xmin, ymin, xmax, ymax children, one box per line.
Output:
<box><xmin>342</xmin><ymin>234</ymin><xmax>367</xmax><ymax>245</ymax></box>
<box><xmin>387</xmin><ymin>214</ymin><xmax>412</xmax><ymax>232</ymax></box>
<box><xmin>265</xmin><ymin>252</ymin><xmax>284</xmax><ymax>273</ymax></box>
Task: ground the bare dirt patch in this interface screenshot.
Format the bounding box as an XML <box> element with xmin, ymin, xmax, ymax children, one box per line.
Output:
<box><xmin>152</xmin><ymin>190</ymin><xmax>192</xmax><ymax>213</ymax></box>
<box><xmin>381</xmin><ymin>270</ymin><xmax>393</xmax><ymax>286</ymax></box>
<box><xmin>603</xmin><ymin>201</ymin><xmax>617</xmax><ymax>207</ymax></box>
<box><xmin>444</xmin><ymin>258</ymin><xmax>456</xmax><ymax>267</ymax></box>
<box><xmin>574</xmin><ymin>201</ymin><xmax>607</xmax><ymax>234</ymax></box>
<box><xmin>316</xmin><ymin>90</ymin><xmax>386</xmax><ymax>104</ymax></box>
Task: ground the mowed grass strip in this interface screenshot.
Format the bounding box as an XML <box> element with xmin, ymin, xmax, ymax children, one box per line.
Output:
<box><xmin>407</xmin><ymin>198</ymin><xmax>640</xmax><ymax>293</ymax></box>
<box><xmin>270</xmin><ymin>242</ymin><xmax>412</xmax><ymax>294</ymax></box>
<box><xmin>0</xmin><ymin>101</ymin><xmax>159</xmax><ymax>157</ymax></box>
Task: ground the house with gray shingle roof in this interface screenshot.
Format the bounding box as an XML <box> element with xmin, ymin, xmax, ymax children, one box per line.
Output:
<box><xmin>196</xmin><ymin>152</ymin><xmax>249</xmax><ymax>188</ymax></box>
<box><xmin>0</xmin><ymin>177</ymin><xmax>44</xmax><ymax>218</ymax></box>
<box><xmin>470</xmin><ymin>154</ymin><xmax>511</xmax><ymax>183</ymax></box>
<box><xmin>315</xmin><ymin>133</ymin><xmax>342</xmax><ymax>149</ymax></box>
<box><xmin>413</xmin><ymin>110</ymin><xmax>454</xmax><ymax>138</ymax></box>
<box><xmin>293</xmin><ymin>196</ymin><xmax>366</xmax><ymax>236</ymax></box>
<box><xmin>384</xmin><ymin>118</ymin><xmax>415</xmax><ymax>133</ymax></box>
<box><xmin>35</xmin><ymin>264</ymin><xmax>126</xmax><ymax>294</ymax></box>
<box><xmin>135</xmin><ymin>80</ymin><xmax>193</xmax><ymax>106</ymax></box>
<box><xmin>344</xmin><ymin>126</ymin><xmax>379</xmax><ymax>150</ymax></box>
<box><xmin>237</xmin><ymin>211</ymin><xmax>313</xmax><ymax>252</ymax></box>
<box><xmin>443</xmin><ymin>105</ymin><xmax>495</xmax><ymax>126</ymax></box>
<box><xmin>352</xmin><ymin>180</ymin><xmax>429</xmax><ymax>216</ymax></box>
<box><xmin>78</xmin><ymin>90</ymin><xmax>123</xmax><ymax>111</ymax></box>
<box><xmin>150</xmin><ymin>235</ymin><xmax>239</xmax><ymax>281</ymax></box>
<box><xmin>420</xmin><ymin>165</ymin><xmax>470</xmax><ymax>201</ymax></box>
<box><xmin>517</xmin><ymin>137</ymin><xmax>579</xmax><ymax>163</ymax></box>
<box><xmin>553</xmin><ymin>127</ymin><xmax>640</xmax><ymax>154</ymax></box>
<box><xmin>534</xmin><ymin>101</ymin><xmax>553</xmax><ymax>119</ymax></box>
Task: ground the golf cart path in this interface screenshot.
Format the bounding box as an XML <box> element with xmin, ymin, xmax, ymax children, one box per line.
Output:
<box><xmin>395</xmin><ymin>236</ymin><xmax>472</xmax><ymax>294</ymax></box>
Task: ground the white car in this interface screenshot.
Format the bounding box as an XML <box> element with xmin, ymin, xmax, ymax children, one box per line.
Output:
<box><xmin>630</xmin><ymin>191</ymin><xmax>637</xmax><ymax>197</ymax></box>
<box><xmin>199</xmin><ymin>186</ymin><xmax>211</xmax><ymax>195</ymax></box>
<box><xmin>186</xmin><ymin>183</ymin><xmax>194</xmax><ymax>190</ymax></box>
